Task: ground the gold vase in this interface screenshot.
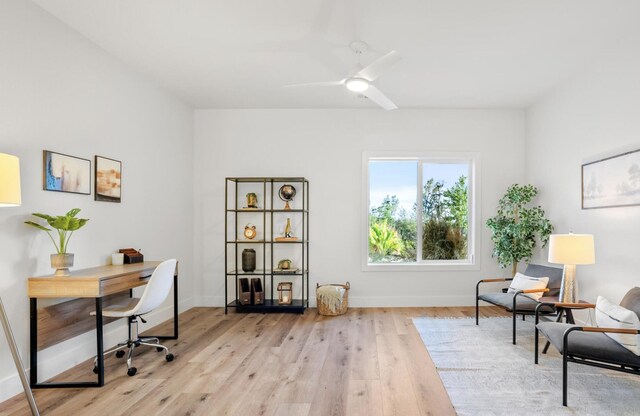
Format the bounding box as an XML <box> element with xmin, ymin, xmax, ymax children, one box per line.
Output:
<box><xmin>284</xmin><ymin>218</ymin><xmax>292</xmax><ymax>238</ymax></box>
<box><xmin>246</xmin><ymin>193</ymin><xmax>258</xmax><ymax>208</ymax></box>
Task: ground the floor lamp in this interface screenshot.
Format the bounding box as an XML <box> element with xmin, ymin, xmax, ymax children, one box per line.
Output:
<box><xmin>0</xmin><ymin>153</ymin><xmax>39</xmax><ymax>415</ymax></box>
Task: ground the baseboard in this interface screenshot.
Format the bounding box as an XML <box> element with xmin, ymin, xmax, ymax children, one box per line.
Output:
<box><xmin>194</xmin><ymin>295</ymin><xmax>223</xmax><ymax>307</ymax></box>
<box><xmin>0</xmin><ymin>296</ymin><xmax>194</xmax><ymax>404</ymax></box>
<box><xmin>347</xmin><ymin>295</ymin><xmax>476</xmax><ymax>307</ymax></box>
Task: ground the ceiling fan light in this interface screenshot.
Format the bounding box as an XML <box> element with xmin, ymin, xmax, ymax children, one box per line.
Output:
<box><xmin>345</xmin><ymin>78</ymin><xmax>369</xmax><ymax>92</ymax></box>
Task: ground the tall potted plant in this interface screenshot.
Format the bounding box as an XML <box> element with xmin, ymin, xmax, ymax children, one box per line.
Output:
<box><xmin>25</xmin><ymin>208</ymin><xmax>89</xmax><ymax>276</ymax></box>
<box><xmin>486</xmin><ymin>184</ymin><xmax>553</xmax><ymax>276</ymax></box>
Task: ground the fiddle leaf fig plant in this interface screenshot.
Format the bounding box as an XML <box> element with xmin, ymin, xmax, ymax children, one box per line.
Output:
<box><xmin>25</xmin><ymin>208</ymin><xmax>89</xmax><ymax>254</ymax></box>
<box><xmin>486</xmin><ymin>185</ymin><xmax>553</xmax><ymax>276</ymax></box>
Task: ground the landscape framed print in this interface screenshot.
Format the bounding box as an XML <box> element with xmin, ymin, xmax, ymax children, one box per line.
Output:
<box><xmin>95</xmin><ymin>155</ymin><xmax>122</xmax><ymax>203</ymax></box>
<box><xmin>582</xmin><ymin>148</ymin><xmax>640</xmax><ymax>209</ymax></box>
<box><xmin>43</xmin><ymin>150</ymin><xmax>91</xmax><ymax>195</ymax></box>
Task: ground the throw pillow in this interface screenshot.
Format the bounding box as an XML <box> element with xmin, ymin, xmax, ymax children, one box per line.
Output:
<box><xmin>507</xmin><ymin>273</ymin><xmax>549</xmax><ymax>301</ymax></box>
<box><xmin>596</xmin><ymin>296</ymin><xmax>640</xmax><ymax>356</ymax></box>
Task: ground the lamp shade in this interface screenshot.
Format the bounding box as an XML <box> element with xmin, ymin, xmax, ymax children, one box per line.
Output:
<box><xmin>0</xmin><ymin>153</ymin><xmax>22</xmax><ymax>207</ymax></box>
<box><xmin>548</xmin><ymin>233</ymin><xmax>595</xmax><ymax>265</ymax></box>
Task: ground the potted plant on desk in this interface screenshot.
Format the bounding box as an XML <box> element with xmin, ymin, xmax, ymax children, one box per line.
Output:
<box><xmin>25</xmin><ymin>208</ymin><xmax>89</xmax><ymax>276</ymax></box>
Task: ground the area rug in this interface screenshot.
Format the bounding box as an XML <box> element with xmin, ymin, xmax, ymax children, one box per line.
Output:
<box><xmin>412</xmin><ymin>317</ymin><xmax>640</xmax><ymax>416</ymax></box>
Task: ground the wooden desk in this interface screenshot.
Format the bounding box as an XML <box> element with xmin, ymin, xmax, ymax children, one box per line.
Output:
<box><xmin>28</xmin><ymin>261</ymin><xmax>179</xmax><ymax>389</ymax></box>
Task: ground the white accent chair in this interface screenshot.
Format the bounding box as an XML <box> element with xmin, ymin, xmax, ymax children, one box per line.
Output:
<box><xmin>91</xmin><ymin>259</ymin><xmax>177</xmax><ymax>376</ymax></box>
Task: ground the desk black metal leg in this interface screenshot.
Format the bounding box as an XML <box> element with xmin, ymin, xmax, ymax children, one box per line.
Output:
<box><xmin>95</xmin><ymin>298</ymin><xmax>104</xmax><ymax>387</ymax></box>
<box><xmin>173</xmin><ymin>275</ymin><xmax>178</xmax><ymax>338</ymax></box>
<box><xmin>29</xmin><ymin>298</ymin><xmax>37</xmax><ymax>387</ymax></box>
<box><xmin>142</xmin><ymin>274</ymin><xmax>179</xmax><ymax>340</ymax></box>
<box><xmin>31</xmin><ymin>297</ymin><xmax>102</xmax><ymax>389</ymax></box>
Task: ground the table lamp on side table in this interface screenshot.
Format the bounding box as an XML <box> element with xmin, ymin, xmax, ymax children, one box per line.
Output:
<box><xmin>0</xmin><ymin>153</ymin><xmax>39</xmax><ymax>415</ymax></box>
<box><xmin>548</xmin><ymin>233</ymin><xmax>595</xmax><ymax>303</ymax></box>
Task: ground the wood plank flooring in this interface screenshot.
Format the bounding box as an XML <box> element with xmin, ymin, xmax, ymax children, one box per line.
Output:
<box><xmin>0</xmin><ymin>306</ymin><xmax>507</xmax><ymax>416</ymax></box>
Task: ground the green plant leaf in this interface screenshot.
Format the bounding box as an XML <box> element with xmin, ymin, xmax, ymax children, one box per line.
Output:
<box><xmin>24</xmin><ymin>221</ymin><xmax>52</xmax><ymax>232</ymax></box>
<box><xmin>66</xmin><ymin>208</ymin><xmax>81</xmax><ymax>218</ymax></box>
<box><xmin>51</xmin><ymin>216</ymin><xmax>71</xmax><ymax>230</ymax></box>
<box><xmin>24</xmin><ymin>208</ymin><xmax>88</xmax><ymax>254</ymax></box>
<box><xmin>31</xmin><ymin>213</ymin><xmax>55</xmax><ymax>222</ymax></box>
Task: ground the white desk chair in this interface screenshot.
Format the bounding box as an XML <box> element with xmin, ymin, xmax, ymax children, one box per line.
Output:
<box><xmin>91</xmin><ymin>258</ymin><xmax>177</xmax><ymax>376</ymax></box>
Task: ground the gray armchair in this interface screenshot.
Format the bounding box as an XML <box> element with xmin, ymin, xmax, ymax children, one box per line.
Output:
<box><xmin>536</xmin><ymin>287</ymin><xmax>640</xmax><ymax>406</ymax></box>
<box><xmin>476</xmin><ymin>264</ymin><xmax>563</xmax><ymax>344</ymax></box>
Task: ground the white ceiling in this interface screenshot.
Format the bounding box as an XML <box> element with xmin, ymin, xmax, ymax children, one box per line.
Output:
<box><xmin>32</xmin><ymin>0</ymin><xmax>640</xmax><ymax>109</ymax></box>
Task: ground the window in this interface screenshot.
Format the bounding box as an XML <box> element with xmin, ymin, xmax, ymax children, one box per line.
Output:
<box><xmin>364</xmin><ymin>152</ymin><xmax>479</xmax><ymax>270</ymax></box>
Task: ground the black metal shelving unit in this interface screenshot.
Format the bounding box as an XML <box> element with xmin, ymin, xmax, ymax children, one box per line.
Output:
<box><xmin>224</xmin><ymin>177</ymin><xmax>309</xmax><ymax>314</ymax></box>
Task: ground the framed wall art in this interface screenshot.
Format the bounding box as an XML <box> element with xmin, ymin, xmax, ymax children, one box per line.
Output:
<box><xmin>95</xmin><ymin>155</ymin><xmax>122</xmax><ymax>203</ymax></box>
<box><xmin>582</xmin><ymin>148</ymin><xmax>640</xmax><ymax>209</ymax></box>
<box><xmin>43</xmin><ymin>150</ymin><xmax>91</xmax><ymax>195</ymax></box>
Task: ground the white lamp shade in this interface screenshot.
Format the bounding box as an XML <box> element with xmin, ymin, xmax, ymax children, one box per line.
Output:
<box><xmin>548</xmin><ymin>233</ymin><xmax>595</xmax><ymax>265</ymax></box>
<box><xmin>0</xmin><ymin>153</ymin><xmax>21</xmax><ymax>207</ymax></box>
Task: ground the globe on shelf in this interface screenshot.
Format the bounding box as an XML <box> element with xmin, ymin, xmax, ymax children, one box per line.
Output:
<box><xmin>278</xmin><ymin>184</ymin><xmax>296</xmax><ymax>210</ymax></box>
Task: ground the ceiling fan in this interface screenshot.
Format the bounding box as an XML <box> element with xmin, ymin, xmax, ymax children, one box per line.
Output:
<box><xmin>285</xmin><ymin>41</ymin><xmax>401</xmax><ymax>110</ymax></box>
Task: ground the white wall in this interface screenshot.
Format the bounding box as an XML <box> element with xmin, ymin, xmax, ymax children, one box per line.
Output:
<box><xmin>194</xmin><ymin>109</ymin><xmax>526</xmax><ymax>308</ymax></box>
<box><xmin>526</xmin><ymin>28</ymin><xmax>640</xmax><ymax>309</ymax></box>
<box><xmin>0</xmin><ymin>0</ymin><xmax>194</xmax><ymax>401</ymax></box>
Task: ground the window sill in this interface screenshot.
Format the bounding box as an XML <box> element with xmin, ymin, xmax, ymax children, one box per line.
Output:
<box><xmin>362</xmin><ymin>262</ymin><xmax>480</xmax><ymax>272</ymax></box>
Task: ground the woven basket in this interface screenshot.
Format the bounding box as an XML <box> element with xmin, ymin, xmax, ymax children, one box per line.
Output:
<box><xmin>316</xmin><ymin>281</ymin><xmax>350</xmax><ymax>316</ymax></box>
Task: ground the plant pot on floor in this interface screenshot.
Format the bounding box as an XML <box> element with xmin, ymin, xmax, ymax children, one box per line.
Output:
<box><xmin>51</xmin><ymin>253</ymin><xmax>74</xmax><ymax>276</ymax></box>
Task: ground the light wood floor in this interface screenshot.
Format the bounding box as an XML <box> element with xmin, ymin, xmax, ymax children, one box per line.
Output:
<box><xmin>0</xmin><ymin>306</ymin><xmax>507</xmax><ymax>416</ymax></box>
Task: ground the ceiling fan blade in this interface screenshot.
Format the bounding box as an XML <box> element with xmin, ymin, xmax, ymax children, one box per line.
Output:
<box><xmin>355</xmin><ymin>51</ymin><xmax>401</xmax><ymax>81</ymax></box>
<box><xmin>364</xmin><ymin>85</ymin><xmax>398</xmax><ymax>110</ymax></box>
<box><xmin>284</xmin><ymin>80</ymin><xmax>344</xmax><ymax>88</ymax></box>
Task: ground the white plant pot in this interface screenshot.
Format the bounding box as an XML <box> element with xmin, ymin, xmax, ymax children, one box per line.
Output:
<box><xmin>51</xmin><ymin>253</ymin><xmax>74</xmax><ymax>277</ymax></box>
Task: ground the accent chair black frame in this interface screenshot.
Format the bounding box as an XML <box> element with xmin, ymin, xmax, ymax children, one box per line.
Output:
<box><xmin>475</xmin><ymin>264</ymin><xmax>563</xmax><ymax>344</ymax></box>
<box><xmin>535</xmin><ymin>287</ymin><xmax>640</xmax><ymax>406</ymax></box>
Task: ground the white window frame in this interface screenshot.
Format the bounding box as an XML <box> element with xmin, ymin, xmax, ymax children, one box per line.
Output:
<box><xmin>362</xmin><ymin>151</ymin><xmax>481</xmax><ymax>271</ymax></box>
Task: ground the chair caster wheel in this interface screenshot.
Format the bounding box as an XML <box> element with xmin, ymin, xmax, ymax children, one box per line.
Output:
<box><xmin>166</xmin><ymin>353</ymin><xmax>174</xmax><ymax>362</ymax></box>
<box><xmin>127</xmin><ymin>367</ymin><xmax>137</xmax><ymax>376</ymax></box>
<box><xmin>115</xmin><ymin>350</ymin><xmax>125</xmax><ymax>358</ymax></box>
<box><xmin>156</xmin><ymin>347</ymin><xmax>164</xmax><ymax>352</ymax></box>
<box><xmin>92</xmin><ymin>366</ymin><xmax>98</xmax><ymax>374</ymax></box>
